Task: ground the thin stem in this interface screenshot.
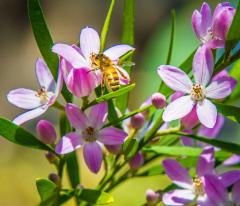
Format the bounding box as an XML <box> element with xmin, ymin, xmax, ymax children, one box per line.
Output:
<box><xmin>53</xmin><ymin>101</ymin><xmax>65</xmax><ymax>111</ymax></box>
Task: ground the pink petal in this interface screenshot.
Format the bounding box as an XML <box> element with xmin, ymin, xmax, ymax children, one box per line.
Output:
<box><xmin>88</xmin><ymin>102</ymin><xmax>108</xmax><ymax>129</ymax></box>
<box><xmin>158</xmin><ymin>65</ymin><xmax>192</xmax><ymax>93</ymax></box>
<box><xmin>36</xmin><ymin>58</ymin><xmax>55</xmax><ymax>91</ymax></box>
<box><xmin>223</xmin><ymin>154</ymin><xmax>240</xmax><ymax>166</ymax></box>
<box><xmin>200</xmin><ymin>3</ymin><xmax>212</xmax><ymax>36</ymax></box>
<box><xmin>181</xmin><ymin>106</ymin><xmax>199</xmax><ymax>129</ymax></box>
<box><xmin>66</xmin><ymin>103</ymin><xmax>89</xmax><ymax>130</ymax></box>
<box><xmin>192</xmin><ymin>10</ymin><xmax>204</xmax><ymax>39</ymax></box>
<box><xmin>192</xmin><ymin>45</ymin><xmax>214</xmax><ymax>86</ymax></box>
<box><xmin>7</xmin><ymin>88</ymin><xmax>41</xmax><ymax>109</ymax></box>
<box><xmin>54</xmin><ymin>64</ymin><xmax>63</xmax><ymax>97</ymax></box>
<box><xmin>52</xmin><ymin>43</ymin><xmax>87</xmax><ymax>68</ymax></box>
<box><xmin>206</xmin><ymin>78</ymin><xmax>232</xmax><ymax>99</ymax></box>
<box><xmin>80</xmin><ymin>27</ymin><xmax>100</xmax><ymax>59</ymax></box>
<box><xmin>170</xmin><ymin>91</ymin><xmax>184</xmax><ymax>102</ymax></box>
<box><xmin>196</xmin><ymin>99</ymin><xmax>217</xmax><ymax>128</ymax></box>
<box><xmin>98</xmin><ymin>127</ymin><xmax>127</xmax><ymax>145</ymax></box>
<box><xmin>60</xmin><ymin>58</ymin><xmax>72</xmax><ymax>83</ymax></box>
<box><xmin>36</xmin><ymin>120</ymin><xmax>57</xmax><ymax>144</ymax></box>
<box><xmin>219</xmin><ymin>170</ymin><xmax>240</xmax><ymax>187</ymax></box>
<box><xmin>198</xmin><ymin>114</ymin><xmax>224</xmax><ymax>138</ymax></box>
<box><xmin>197</xmin><ymin>146</ymin><xmax>215</xmax><ymax>177</ymax></box>
<box><xmin>212</xmin><ymin>70</ymin><xmax>237</xmax><ymax>90</ymax></box>
<box><xmin>162</xmin><ymin>189</ymin><xmax>195</xmax><ymax>206</ymax></box>
<box><xmin>13</xmin><ymin>106</ymin><xmax>48</xmax><ymax>125</ymax></box>
<box><xmin>163</xmin><ymin>159</ymin><xmax>193</xmax><ymax>189</ymax></box>
<box><xmin>116</xmin><ymin>66</ymin><xmax>130</xmax><ymax>85</ymax></box>
<box><xmin>232</xmin><ymin>181</ymin><xmax>240</xmax><ymax>205</ymax></box>
<box><xmin>67</xmin><ymin>68</ymin><xmax>97</xmax><ymax>98</ymax></box>
<box><xmin>83</xmin><ymin>142</ymin><xmax>102</xmax><ymax>173</ymax></box>
<box><xmin>163</xmin><ymin>96</ymin><xmax>194</xmax><ymax>122</ymax></box>
<box><xmin>55</xmin><ymin>132</ymin><xmax>83</xmax><ymax>154</ymax></box>
<box><xmin>104</xmin><ymin>44</ymin><xmax>134</xmax><ymax>61</ymax></box>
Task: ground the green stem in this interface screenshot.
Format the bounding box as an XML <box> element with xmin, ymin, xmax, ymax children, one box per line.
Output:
<box><xmin>53</xmin><ymin>101</ymin><xmax>65</xmax><ymax>111</ymax></box>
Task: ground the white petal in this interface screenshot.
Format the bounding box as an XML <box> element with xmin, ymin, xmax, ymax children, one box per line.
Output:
<box><xmin>197</xmin><ymin>99</ymin><xmax>217</xmax><ymax>128</ymax></box>
<box><xmin>104</xmin><ymin>45</ymin><xmax>134</xmax><ymax>61</ymax></box>
<box><xmin>206</xmin><ymin>80</ymin><xmax>231</xmax><ymax>99</ymax></box>
<box><xmin>163</xmin><ymin>96</ymin><xmax>194</xmax><ymax>122</ymax></box>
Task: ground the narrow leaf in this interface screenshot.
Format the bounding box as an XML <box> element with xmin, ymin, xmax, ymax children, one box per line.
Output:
<box><xmin>215</xmin><ymin>102</ymin><xmax>240</xmax><ymax>123</ymax></box>
<box><xmin>123</xmin><ymin>138</ymin><xmax>139</xmax><ymax>160</ymax></box>
<box><xmin>0</xmin><ymin>117</ymin><xmax>52</xmax><ymax>152</ymax></box>
<box><xmin>166</xmin><ymin>10</ymin><xmax>175</xmax><ymax>65</ymax></box>
<box><xmin>77</xmin><ymin>189</ymin><xmax>113</xmax><ymax>205</ymax></box>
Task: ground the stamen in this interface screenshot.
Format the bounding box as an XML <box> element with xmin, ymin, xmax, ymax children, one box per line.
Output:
<box><xmin>190</xmin><ymin>84</ymin><xmax>205</xmax><ymax>102</ymax></box>
<box><xmin>36</xmin><ymin>87</ymin><xmax>49</xmax><ymax>103</ymax></box>
<box><xmin>83</xmin><ymin>127</ymin><xmax>97</xmax><ymax>142</ymax></box>
<box><xmin>193</xmin><ymin>177</ymin><xmax>205</xmax><ymax>196</ymax></box>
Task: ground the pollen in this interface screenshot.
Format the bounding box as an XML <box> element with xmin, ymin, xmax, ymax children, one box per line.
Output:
<box><xmin>193</xmin><ymin>177</ymin><xmax>205</xmax><ymax>196</ymax></box>
<box><xmin>83</xmin><ymin>127</ymin><xmax>97</xmax><ymax>142</ymax></box>
<box><xmin>36</xmin><ymin>87</ymin><xmax>49</xmax><ymax>103</ymax></box>
<box><xmin>190</xmin><ymin>84</ymin><xmax>205</xmax><ymax>102</ymax></box>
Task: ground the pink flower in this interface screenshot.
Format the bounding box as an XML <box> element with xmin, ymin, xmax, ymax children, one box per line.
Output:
<box><xmin>52</xmin><ymin>27</ymin><xmax>134</xmax><ymax>97</ymax></box>
<box><xmin>192</xmin><ymin>2</ymin><xmax>235</xmax><ymax>49</ymax></box>
<box><xmin>36</xmin><ymin>120</ymin><xmax>57</xmax><ymax>144</ymax></box>
<box><xmin>158</xmin><ymin>45</ymin><xmax>233</xmax><ymax>128</ymax></box>
<box><xmin>7</xmin><ymin>58</ymin><xmax>63</xmax><ymax>125</ymax></box>
<box><xmin>55</xmin><ymin>102</ymin><xmax>127</xmax><ymax>173</ymax></box>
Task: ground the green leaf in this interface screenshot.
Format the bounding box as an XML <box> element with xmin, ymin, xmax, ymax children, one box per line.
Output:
<box><xmin>228</xmin><ymin>60</ymin><xmax>240</xmax><ymax>101</ymax></box>
<box><xmin>166</xmin><ymin>10</ymin><xmax>175</xmax><ymax>65</ymax></box>
<box><xmin>215</xmin><ymin>102</ymin><xmax>240</xmax><ymax>123</ymax></box>
<box><xmin>116</xmin><ymin>0</ymin><xmax>135</xmax><ymax>114</ymax></box>
<box><xmin>177</xmin><ymin>132</ymin><xmax>240</xmax><ymax>155</ymax></box>
<box><xmin>36</xmin><ymin>178</ymin><xmax>58</xmax><ymax>206</ymax></box>
<box><xmin>225</xmin><ymin>2</ymin><xmax>240</xmax><ymax>56</ymax></box>
<box><xmin>123</xmin><ymin>138</ymin><xmax>139</xmax><ymax>160</ymax></box>
<box><xmin>0</xmin><ymin>117</ymin><xmax>52</xmax><ymax>152</ymax></box>
<box><xmin>100</xmin><ymin>0</ymin><xmax>115</xmax><ymax>52</ymax></box>
<box><xmin>143</xmin><ymin>146</ymin><xmax>230</xmax><ymax>159</ymax></box>
<box><xmin>77</xmin><ymin>189</ymin><xmax>114</xmax><ymax>205</ymax></box>
<box><xmin>86</xmin><ymin>84</ymin><xmax>135</xmax><ymax>109</ymax></box>
<box><xmin>28</xmin><ymin>0</ymin><xmax>72</xmax><ymax>102</ymax></box>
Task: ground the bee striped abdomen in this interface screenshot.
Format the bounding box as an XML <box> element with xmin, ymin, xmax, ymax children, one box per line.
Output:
<box><xmin>106</xmin><ymin>68</ymin><xmax>120</xmax><ymax>91</ymax></box>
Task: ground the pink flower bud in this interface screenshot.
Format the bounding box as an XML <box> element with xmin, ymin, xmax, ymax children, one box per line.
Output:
<box><xmin>48</xmin><ymin>173</ymin><xmax>60</xmax><ymax>185</ymax></box>
<box><xmin>146</xmin><ymin>189</ymin><xmax>161</xmax><ymax>205</ymax></box>
<box><xmin>151</xmin><ymin>93</ymin><xmax>166</xmax><ymax>109</ymax></box>
<box><xmin>45</xmin><ymin>152</ymin><xmax>57</xmax><ymax>164</ymax></box>
<box><xmin>105</xmin><ymin>144</ymin><xmax>122</xmax><ymax>154</ymax></box>
<box><xmin>36</xmin><ymin>120</ymin><xmax>57</xmax><ymax>144</ymax></box>
<box><xmin>130</xmin><ymin>113</ymin><xmax>145</xmax><ymax>129</ymax></box>
<box><xmin>129</xmin><ymin>152</ymin><xmax>144</xmax><ymax>170</ymax></box>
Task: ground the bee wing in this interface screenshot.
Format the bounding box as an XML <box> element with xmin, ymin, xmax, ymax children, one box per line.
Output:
<box><xmin>116</xmin><ymin>66</ymin><xmax>130</xmax><ymax>85</ymax></box>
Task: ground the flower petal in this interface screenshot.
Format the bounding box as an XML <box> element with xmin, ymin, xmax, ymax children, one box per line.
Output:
<box><xmin>66</xmin><ymin>103</ymin><xmax>89</xmax><ymax>130</ymax></box>
<box><xmin>80</xmin><ymin>27</ymin><xmax>100</xmax><ymax>59</ymax></box>
<box><xmin>223</xmin><ymin>154</ymin><xmax>240</xmax><ymax>166</ymax></box>
<box><xmin>36</xmin><ymin>58</ymin><xmax>55</xmax><ymax>91</ymax></box>
<box><xmin>200</xmin><ymin>3</ymin><xmax>212</xmax><ymax>35</ymax></box>
<box><xmin>206</xmin><ymin>78</ymin><xmax>232</xmax><ymax>99</ymax></box>
<box><xmin>163</xmin><ymin>96</ymin><xmax>194</xmax><ymax>122</ymax></box>
<box><xmin>104</xmin><ymin>44</ymin><xmax>134</xmax><ymax>61</ymax></box>
<box><xmin>196</xmin><ymin>99</ymin><xmax>217</xmax><ymax>128</ymax></box>
<box><xmin>158</xmin><ymin>65</ymin><xmax>192</xmax><ymax>93</ymax></box>
<box><xmin>198</xmin><ymin>114</ymin><xmax>224</xmax><ymax>138</ymax></box>
<box><xmin>192</xmin><ymin>10</ymin><xmax>204</xmax><ymax>39</ymax></box>
<box><xmin>67</xmin><ymin>68</ymin><xmax>96</xmax><ymax>98</ymax></box>
<box><xmin>162</xmin><ymin>189</ymin><xmax>195</xmax><ymax>206</ymax></box>
<box><xmin>36</xmin><ymin>120</ymin><xmax>57</xmax><ymax>144</ymax></box>
<box><xmin>197</xmin><ymin>146</ymin><xmax>215</xmax><ymax>177</ymax></box>
<box><xmin>116</xmin><ymin>66</ymin><xmax>130</xmax><ymax>85</ymax></box>
<box><xmin>212</xmin><ymin>70</ymin><xmax>237</xmax><ymax>90</ymax></box>
<box><xmin>192</xmin><ymin>45</ymin><xmax>214</xmax><ymax>86</ymax></box>
<box><xmin>54</xmin><ymin>64</ymin><xmax>63</xmax><ymax>96</ymax></box>
<box><xmin>181</xmin><ymin>106</ymin><xmax>199</xmax><ymax>129</ymax></box>
<box><xmin>219</xmin><ymin>170</ymin><xmax>240</xmax><ymax>187</ymax></box>
<box><xmin>232</xmin><ymin>181</ymin><xmax>240</xmax><ymax>205</ymax></box>
<box><xmin>98</xmin><ymin>127</ymin><xmax>127</xmax><ymax>145</ymax></box>
<box><xmin>204</xmin><ymin>174</ymin><xmax>228</xmax><ymax>206</ymax></box>
<box><xmin>13</xmin><ymin>106</ymin><xmax>48</xmax><ymax>125</ymax></box>
<box><xmin>55</xmin><ymin>132</ymin><xmax>83</xmax><ymax>154</ymax></box>
<box><xmin>88</xmin><ymin>102</ymin><xmax>108</xmax><ymax>129</ymax></box>
<box><xmin>163</xmin><ymin>159</ymin><xmax>193</xmax><ymax>189</ymax></box>
<box><xmin>52</xmin><ymin>43</ymin><xmax>87</xmax><ymax>68</ymax></box>
<box><xmin>83</xmin><ymin>142</ymin><xmax>102</xmax><ymax>173</ymax></box>
<box><xmin>7</xmin><ymin>88</ymin><xmax>41</xmax><ymax>109</ymax></box>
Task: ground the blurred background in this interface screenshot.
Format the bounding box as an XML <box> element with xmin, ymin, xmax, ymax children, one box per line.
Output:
<box><xmin>0</xmin><ymin>0</ymin><xmax>239</xmax><ymax>205</ymax></box>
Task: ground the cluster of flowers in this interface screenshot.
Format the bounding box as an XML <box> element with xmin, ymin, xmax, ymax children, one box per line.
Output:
<box><xmin>6</xmin><ymin>1</ymin><xmax>240</xmax><ymax>205</ymax></box>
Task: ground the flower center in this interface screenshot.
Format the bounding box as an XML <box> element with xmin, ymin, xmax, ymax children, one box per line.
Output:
<box><xmin>90</xmin><ymin>53</ymin><xmax>113</xmax><ymax>70</ymax></box>
<box><xmin>36</xmin><ymin>87</ymin><xmax>50</xmax><ymax>103</ymax></box>
<box><xmin>193</xmin><ymin>177</ymin><xmax>205</xmax><ymax>196</ymax></box>
<box><xmin>83</xmin><ymin>127</ymin><xmax>97</xmax><ymax>142</ymax></box>
<box><xmin>190</xmin><ymin>84</ymin><xmax>205</xmax><ymax>102</ymax></box>
<box><xmin>201</xmin><ymin>28</ymin><xmax>223</xmax><ymax>43</ymax></box>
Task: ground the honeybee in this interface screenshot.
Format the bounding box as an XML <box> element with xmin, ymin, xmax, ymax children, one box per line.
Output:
<box><xmin>90</xmin><ymin>53</ymin><xmax>129</xmax><ymax>94</ymax></box>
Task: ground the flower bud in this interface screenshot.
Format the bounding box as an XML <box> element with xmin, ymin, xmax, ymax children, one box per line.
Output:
<box><xmin>129</xmin><ymin>152</ymin><xmax>144</xmax><ymax>170</ymax></box>
<box><xmin>48</xmin><ymin>173</ymin><xmax>60</xmax><ymax>185</ymax></box>
<box><xmin>146</xmin><ymin>189</ymin><xmax>161</xmax><ymax>205</ymax></box>
<box><xmin>105</xmin><ymin>144</ymin><xmax>122</xmax><ymax>155</ymax></box>
<box><xmin>130</xmin><ymin>113</ymin><xmax>145</xmax><ymax>129</ymax></box>
<box><xmin>36</xmin><ymin>120</ymin><xmax>57</xmax><ymax>144</ymax></box>
<box><xmin>45</xmin><ymin>152</ymin><xmax>57</xmax><ymax>164</ymax></box>
<box><xmin>151</xmin><ymin>93</ymin><xmax>166</xmax><ymax>109</ymax></box>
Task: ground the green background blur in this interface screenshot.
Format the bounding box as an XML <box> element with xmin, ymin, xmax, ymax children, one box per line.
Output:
<box><xmin>0</xmin><ymin>0</ymin><xmax>239</xmax><ymax>205</ymax></box>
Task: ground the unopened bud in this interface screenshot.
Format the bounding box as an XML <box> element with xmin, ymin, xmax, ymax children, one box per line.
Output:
<box><xmin>151</xmin><ymin>93</ymin><xmax>166</xmax><ymax>109</ymax></box>
<box><xmin>45</xmin><ymin>152</ymin><xmax>57</xmax><ymax>164</ymax></box>
<box><xmin>48</xmin><ymin>173</ymin><xmax>60</xmax><ymax>185</ymax></box>
<box><xmin>146</xmin><ymin>189</ymin><xmax>161</xmax><ymax>205</ymax></box>
<box><xmin>130</xmin><ymin>113</ymin><xmax>145</xmax><ymax>129</ymax></box>
<box><xmin>36</xmin><ymin>120</ymin><xmax>57</xmax><ymax>144</ymax></box>
<box><xmin>129</xmin><ymin>152</ymin><xmax>144</xmax><ymax>170</ymax></box>
<box><xmin>105</xmin><ymin>144</ymin><xmax>122</xmax><ymax>154</ymax></box>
